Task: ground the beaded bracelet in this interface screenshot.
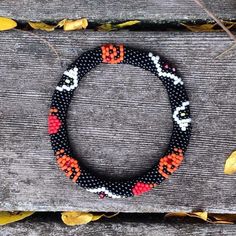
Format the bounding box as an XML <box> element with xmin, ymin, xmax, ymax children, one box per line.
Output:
<box><xmin>48</xmin><ymin>44</ymin><xmax>192</xmax><ymax>199</ymax></box>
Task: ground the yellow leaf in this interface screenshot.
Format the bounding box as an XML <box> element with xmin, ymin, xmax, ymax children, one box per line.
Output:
<box><xmin>181</xmin><ymin>23</ymin><xmax>217</xmax><ymax>32</ymax></box>
<box><xmin>116</xmin><ymin>20</ymin><xmax>140</xmax><ymax>29</ymax></box>
<box><xmin>165</xmin><ymin>211</ymin><xmax>208</xmax><ymax>221</ymax></box>
<box><xmin>0</xmin><ymin>17</ymin><xmax>17</xmax><ymax>31</ymax></box>
<box><xmin>97</xmin><ymin>23</ymin><xmax>113</xmax><ymax>31</ymax></box>
<box><xmin>188</xmin><ymin>212</ymin><xmax>208</xmax><ymax>221</ymax></box>
<box><xmin>0</xmin><ymin>211</ymin><xmax>34</xmax><ymax>225</ymax></box>
<box><xmin>98</xmin><ymin>20</ymin><xmax>140</xmax><ymax>31</ymax></box>
<box><xmin>91</xmin><ymin>214</ymin><xmax>104</xmax><ymax>221</ymax></box>
<box><xmin>210</xmin><ymin>214</ymin><xmax>236</xmax><ymax>224</ymax></box>
<box><xmin>57</xmin><ymin>19</ymin><xmax>67</xmax><ymax>28</ymax></box>
<box><xmin>28</xmin><ymin>22</ymin><xmax>56</xmax><ymax>32</ymax></box>
<box><xmin>181</xmin><ymin>21</ymin><xmax>236</xmax><ymax>32</ymax></box>
<box><xmin>61</xmin><ymin>212</ymin><xmax>93</xmax><ymax>226</ymax></box>
<box><xmin>224</xmin><ymin>151</ymin><xmax>236</xmax><ymax>175</ymax></box>
<box><xmin>63</xmin><ymin>18</ymin><xmax>88</xmax><ymax>31</ymax></box>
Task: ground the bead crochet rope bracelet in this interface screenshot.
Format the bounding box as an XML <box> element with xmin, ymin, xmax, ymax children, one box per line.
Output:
<box><xmin>48</xmin><ymin>44</ymin><xmax>192</xmax><ymax>199</ymax></box>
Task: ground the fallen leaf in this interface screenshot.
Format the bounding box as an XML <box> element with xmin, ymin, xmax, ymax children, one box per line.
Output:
<box><xmin>97</xmin><ymin>20</ymin><xmax>140</xmax><ymax>31</ymax></box>
<box><xmin>28</xmin><ymin>22</ymin><xmax>56</xmax><ymax>32</ymax></box>
<box><xmin>63</xmin><ymin>18</ymin><xmax>88</xmax><ymax>31</ymax></box>
<box><xmin>165</xmin><ymin>211</ymin><xmax>208</xmax><ymax>221</ymax></box>
<box><xmin>91</xmin><ymin>214</ymin><xmax>104</xmax><ymax>221</ymax></box>
<box><xmin>181</xmin><ymin>23</ymin><xmax>217</xmax><ymax>32</ymax></box>
<box><xmin>165</xmin><ymin>212</ymin><xmax>236</xmax><ymax>224</ymax></box>
<box><xmin>97</xmin><ymin>23</ymin><xmax>114</xmax><ymax>31</ymax></box>
<box><xmin>61</xmin><ymin>212</ymin><xmax>93</xmax><ymax>226</ymax></box>
<box><xmin>189</xmin><ymin>212</ymin><xmax>208</xmax><ymax>221</ymax></box>
<box><xmin>0</xmin><ymin>211</ymin><xmax>34</xmax><ymax>225</ymax></box>
<box><xmin>116</xmin><ymin>20</ymin><xmax>140</xmax><ymax>29</ymax></box>
<box><xmin>28</xmin><ymin>18</ymin><xmax>88</xmax><ymax>32</ymax></box>
<box><xmin>57</xmin><ymin>19</ymin><xmax>67</xmax><ymax>28</ymax></box>
<box><xmin>0</xmin><ymin>17</ymin><xmax>17</xmax><ymax>31</ymax></box>
<box><xmin>224</xmin><ymin>151</ymin><xmax>236</xmax><ymax>175</ymax></box>
<box><xmin>61</xmin><ymin>212</ymin><xmax>118</xmax><ymax>226</ymax></box>
<box><xmin>181</xmin><ymin>21</ymin><xmax>236</xmax><ymax>32</ymax></box>
<box><xmin>209</xmin><ymin>214</ymin><xmax>236</xmax><ymax>224</ymax></box>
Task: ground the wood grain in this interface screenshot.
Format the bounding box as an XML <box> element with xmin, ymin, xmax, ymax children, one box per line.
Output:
<box><xmin>0</xmin><ymin>0</ymin><xmax>235</xmax><ymax>21</ymax></box>
<box><xmin>1</xmin><ymin>220</ymin><xmax>236</xmax><ymax>236</ymax></box>
<box><xmin>0</xmin><ymin>31</ymin><xmax>235</xmax><ymax>212</ymax></box>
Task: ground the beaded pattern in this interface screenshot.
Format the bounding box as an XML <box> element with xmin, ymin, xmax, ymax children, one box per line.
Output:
<box><xmin>49</xmin><ymin>44</ymin><xmax>192</xmax><ymax>199</ymax></box>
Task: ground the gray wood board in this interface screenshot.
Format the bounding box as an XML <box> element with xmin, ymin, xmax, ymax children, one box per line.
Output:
<box><xmin>1</xmin><ymin>221</ymin><xmax>236</xmax><ymax>236</ymax></box>
<box><xmin>0</xmin><ymin>31</ymin><xmax>236</xmax><ymax>212</ymax></box>
<box><xmin>0</xmin><ymin>0</ymin><xmax>236</xmax><ymax>22</ymax></box>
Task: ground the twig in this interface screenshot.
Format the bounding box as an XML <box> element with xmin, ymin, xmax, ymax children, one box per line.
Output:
<box><xmin>193</xmin><ymin>0</ymin><xmax>236</xmax><ymax>42</ymax></box>
<box><xmin>215</xmin><ymin>43</ymin><xmax>236</xmax><ymax>59</ymax></box>
<box><xmin>193</xmin><ymin>0</ymin><xmax>236</xmax><ymax>58</ymax></box>
<box><xmin>14</xmin><ymin>29</ymin><xmax>61</xmax><ymax>61</ymax></box>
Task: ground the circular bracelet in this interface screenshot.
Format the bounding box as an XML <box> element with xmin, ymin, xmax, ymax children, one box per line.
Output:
<box><xmin>48</xmin><ymin>44</ymin><xmax>192</xmax><ymax>199</ymax></box>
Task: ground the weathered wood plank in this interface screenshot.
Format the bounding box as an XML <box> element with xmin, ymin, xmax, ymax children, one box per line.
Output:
<box><xmin>1</xmin><ymin>220</ymin><xmax>236</xmax><ymax>236</ymax></box>
<box><xmin>0</xmin><ymin>31</ymin><xmax>236</xmax><ymax>212</ymax></box>
<box><xmin>0</xmin><ymin>0</ymin><xmax>235</xmax><ymax>21</ymax></box>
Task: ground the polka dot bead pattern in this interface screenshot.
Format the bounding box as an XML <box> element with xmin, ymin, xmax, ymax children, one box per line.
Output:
<box><xmin>49</xmin><ymin>44</ymin><xmax>192</xmax><ymax>199</ymax></box>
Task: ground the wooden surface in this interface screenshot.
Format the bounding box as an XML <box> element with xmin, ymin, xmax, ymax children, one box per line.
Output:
<box><xmin>0</xmin><ymin>31</ymin><xmax>235</xmax><ymax>212</ymax></box>
<box><xmin>1</xmin><ymin>220</ymin><xmax>236</xmax><ymax>236</ymax></box>
<box><xmin>0</xmin><ymin>0</ymin><xmax>236</xmax><ymax>21</ymax></box>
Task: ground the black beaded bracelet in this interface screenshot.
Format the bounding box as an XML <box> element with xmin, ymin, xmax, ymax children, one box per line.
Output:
<box><xmin>48</xmin><ymin>44</ymin><xmax>192</xmax><ymax>199</ymax></box>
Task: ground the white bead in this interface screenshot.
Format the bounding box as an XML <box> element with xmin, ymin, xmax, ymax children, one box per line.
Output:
<box><xmin>148</xmin><ymin>52</ymin><xmax>153</xmax><ymax>57</ymax></box>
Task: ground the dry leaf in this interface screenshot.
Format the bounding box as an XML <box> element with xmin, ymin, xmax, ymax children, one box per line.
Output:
<box><xmin>63</xmin><ymin>18</ymin><xmax>88</xmax><ymax>31</ymax></box>
<box><xmin>97</xmin><ymin>23</ymin><xmax>113</xmax><ymax>31</ymax></box>
<box><xmin>209</xmin><ymin>214</ymin><xmax>236</xmax><ymax>224</ymax></box>
<box><xmin>0</xmin><ymin>17</ymin><xmax>17</xmax><ymax>31</ymax></box>
<box><xmin>91</xmin><ymin>214</ymin><xmax>104</xmax><ymax>221</ymax></box>
<box><xmin>224</xmin><ymin>151</ymin><xmax>236</xmax><ymax>175</ymax></box>
<box><xmin>189</xmin><ymin>212</ymin><xmax>208</xmax><ymax>221</ymax></box>
<box><xmin>57</xmin><ymin>19</ymin><xmax>67</xmax><ymax>28</ymax></box>
<box><xmin>98</xmin><ymin>20</ymin><xmax>140</xmax><ymax>31</ymax></box>
<box><xmin>165</xmin><ymin>211</ymin><xmax>208</xmax><ymax>221</ymax></box>
<box><xmin>0</xmin><ymin>211</ymin><xmax>34</xmax><ymax>225</ymax></box>
<box><xmin>116</xmin><ymin>20</ymin><xmax>140</xmax><ymax>29</ymax></box>
<box><xmin>181</xmin><ymin>23</ymin><xmax>217</xmax><ymax>32</ymax></box>
<box><xmin>164</xmin><ymin>212</ymin><xmax>188</xmax><ymax>218</ymax></box>
<box><xmin>28</xmin><ymin>18</ymin><xmax>88</xmax><ymax>32</ymax></box>
<box><xmin>61</xmin><ymin>211</ymin><xmax>118</xmax><ymax>226</ymax></box>
<box><xmin>28</xmin><ymin>22</ymin><xmax>56</xmax><ymax>32</ymax></box>
<box><xmin>61</xmin><ymin>211</ymin><xmax>104</xmax><ymax>226</ymax></box>
<box><xmin>165</xmin><ymin>212</ymin><xmax>236</xmax><ymax>224</ymax></box>
<box><xmin>181</xmin><ymin>21</ymin><xmax>236</xmax><ymax>32</ymax></box>
<box><xmin>61</xmin><ymin>212</ymin><xmax>93</xmax><ymax>226</ymax></box>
